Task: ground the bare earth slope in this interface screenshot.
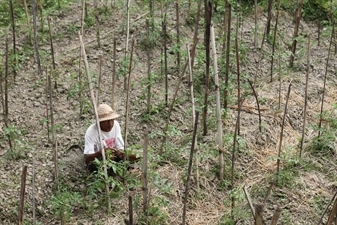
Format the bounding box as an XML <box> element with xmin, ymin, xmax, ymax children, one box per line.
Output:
<box><xmin>1</xmin><ymin>1</ymin><xmax>337</xmax><ymax>224</ymax></box>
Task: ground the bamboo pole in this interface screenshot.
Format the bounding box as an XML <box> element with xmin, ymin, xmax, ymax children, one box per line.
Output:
<box><xmin>327</xmin><ymin>197</ymin><xmax>337</xmax><ymax>225</ymax></box>
<box><xmin>81</xmin><ymin>0</ymin><xmax>85</xmax><ymax>35</ymax></box>
<box><xmin>128</xmin><ymin>196</ymin><xmax>133</xmax><ymax>225</ymax></box>
<box><xmin>159</xmin><ymin>40</ymin><xmax>199</xmax><ymax>155</ymax></box>
<box><xmin>235</xmin><ymin>37</ymin><xmax>241</xmax><ymax>135</ymax></box>
<box><xmin>270</xmin><ymin>0</ymin><xmax>281</xmax><ymax>82</ymax></box>
<box><xmin>224</xmin><ymin>3</ymin><xmax>231</xmax><ymax>109</ymax></box>
<box><xmin>211</xmin><ymin>25</ymin><xmax>224</xmax><ymax>180</ymax></box>
<box><xmin>32</xmin><ymin>0</ymin><xmax>41</xmax><ymax>75</ymax></box>
<box><xmin>79</xmin><ymin>32</ymin><xmax>111</xmax><ymax>211</ymax></box>
<box><xmin>9</xmin><ymin>0</ymin><xmax>17</xmax><ymax>81</ymax></box>
<box><xmin>231</xmin><ymin>97</ymin><xmax>243</xmax><ymax>218</ymax></box>
<box><xmin>23</xmin><ymin>0</ymin><xmax>33</xmax><ymax>46</ymax></box>
<box><xmin>266</xmin><ymin>0</ymin><xmax>273</xmax><ymax>35</ymax></box>
<box><xmin>243</xmin><ymin>185</ymin><xmax>255</xmax><ymax>219</ymax></box>
<box><xmin>163</xmin><ymin>9</ymin><xmax>168</xmax><ymax>106</ymax></box>
<box><xmin>317</xmin><ymin>190</ymin><xmax>337</xmax><ymax>225</ymax></box>
<box><xmin>96</xmin><ymin>55</ymin><xmax>103</xmax><ymax>106</ymax></box>
<box><xmin>318</xmin><ymin>19</ymin><xmax>334</xmax><ymax>137</ymax></box>
<box><xmin>203</xmin><ymin>0</ymin><xmax>212</xmax><ymax>136</ymax></box>
<box><xmin>289</xmin><ymin>0</ymin><xmax>304</xmax><ymax>67</ymax></box>
<box><xmin>146</xmin><ymin>20</ymin><xmax>152</xmax><ymax>114</ymax></box>
<box><xmin>142</xmin><ymin>131</ymin><xmax>149</xmax><ymax>216</ymax></box>
<box><xmin>123</xmin><ymin>38</ymin><xmax>135</xmax><ymax>156</ymax></box>
<box><xmin>94</xmin><ymin>0</ymin><xmax>101</xmax><ymax>48</ymax></box>
<box><xmin>124</xmin><ymin>0</ymin><xmax>131</xmax><ymax>90</ymax></box>
<box><xmin>254</xmin><ymin>204</ymin><xmax>263</xmax><ymax>225</ymax></box>
<box><xmin>32</xmin><ymin>158</ymin><xmax>36</xmax><ymax>225</ymax></box>
<box><xmin>254</xmin><ymin>0</ymin><xmax>257</xmax><ymax>48</ymax></box>
<box><xmin>112</xmin><ymin>37</ymin><xmax>116</xmax><ymax>107</ymax></box>
<box><xmin>48</xmin><ymin>71</ymin><xmax>58</xmax><ymax>185</ymax></box>
<box><xmin>47</xmin><ymin>17</ymin><xmax>56</xmax><ymax>70</ymax></box>
<box><xmin>4</xmin><ymin>31</ymin><xmax>12</xmax><ymax>150</ymax></box>
<box><xmin>182</xmin><ymin>111</ymin><xmax>199</xmax><ymax>225</ymax></box>
<box><xmin>248</xmin><ymin>80</ymin><xmax>262</xmax><ymax>132</ymax></box>
<box><xmin>276</xmin><ymin>83</ymin><xmax>291</xmax><ymax>174</ymax></box>
<box><xmin>270</xmin><ymin>206</ymin><xmax>282</xmax><ymax>225</ymax></box>
<box><xmin>300</xmin><ymin>34</ymin><xmax>311</xmax><ymax>157</ymax></box>
<box><xmin>187</xmin><ymin>44</ymin><xmax>199</xmax><ymax>188</ymax></box>
<box><xmin>190</xmin><ymin>0</ymin><xmax>202</xmax><ymax>72</ymax></box>
<box><xmin>176</xmin><ymin>0</ymin><xmax>180</xmax><ymax>73</ymax></box>
<box><xmin>18</xmin><ymin>165</ymin><xmax>27</xmax><ymax>225</ymax></box>
<box><xmin>79</xmin><ymin>45</ymin><xmax>83</xmax><ymax>114</ymax></box>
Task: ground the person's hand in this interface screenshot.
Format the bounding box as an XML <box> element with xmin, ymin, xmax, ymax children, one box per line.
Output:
<box><xmin>114</xmin><ymin>149</ymin><xmax>125</xmax><ymax>160</ymax></box>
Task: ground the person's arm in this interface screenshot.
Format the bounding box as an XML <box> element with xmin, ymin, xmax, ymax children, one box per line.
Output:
<box><xmin>84</xmin><ymin>151</ymin><xmax>102</xmax><ymax>164</ymax></box>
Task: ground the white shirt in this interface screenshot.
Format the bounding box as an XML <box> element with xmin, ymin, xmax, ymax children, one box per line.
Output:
<box><xmin>83</xmin><ymin>120</ymin><xmax>124</xmax><ymax>155</ymax></box>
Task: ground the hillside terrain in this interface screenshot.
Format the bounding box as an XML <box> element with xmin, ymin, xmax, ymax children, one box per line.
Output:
<box><xmin>1</xmin><ymin>0</ymin><xmax>337</xmax><ymax>224</ymax></box>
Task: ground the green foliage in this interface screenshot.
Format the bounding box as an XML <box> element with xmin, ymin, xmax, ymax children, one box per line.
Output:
<box><xmin>3</xmin><ymin>125</ymin><xmax>31</xmax><ymax>160</ymax></box>
<box><xmin>47</xmin><ymin>185</ymin><xmax>84</xmax><ymax>221</ymax></box>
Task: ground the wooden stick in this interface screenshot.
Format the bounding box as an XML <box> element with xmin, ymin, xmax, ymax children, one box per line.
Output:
<box><xmin>289</xmin><ymin>0</ymin><xmax>304</xmax><ymax>67</ymax></box>
<box><xmin>9</xmin><ymin>0</ymin><xmax>17</xmax><ymax>81</ymax></box>
<box><xmin>223</xmin><ymin>3</ymin><xmax>231</xmax><ymax>109</ymax></box>
<box><xmin>79</xmin><ymin>32</ymin><xmax>111</xmax><ymax>211</ymax></box>
<box><xmin>317</xmin><ymin>190</ymin><xmax>337</xmax><ymax>225</ymax></box>
<box><xmin>94</xmin><ymin>0</ymin><xmax>101</xmax><ymax>48</ymax></box>
<box><xmin>32</xmin><ymin>0</ymin><xmax>41</xmax><ymax>75</ymax></box>
<box><xmin>270</xmin><ymin>206</ymin><xmax>281</xmax><ymax>225</ymax></box>
<box><xmin>254</xmin><ymin>204</ymin><xmax>263</xmax><ymax>225</ymax></box>
<box><xmin>187</xmin><ymin>44</ymin><xmax>198</xmax><ymax>189</ymax></box>
<box><xmin>265</xmin><ymin>0</ymin><xmax>273</xmax><ymax>35</ymax></box>
<box><xmin>211</xmin><ymin>25</ymin><xmax>224</xmax><ymax>180</ymax></box>
<box><xmin>277</xmin><ymin>83</ymin><xmax>291</xmax><ymax>174</ymax></box>
<box><xmin>96</xmin><ymin>55</ymin><xmax>103</xmax><ymax>106</ymax></box>
<box><xmin>203</xmin><ymin>0</ymin><xmax>212</xmax><ymax>136</ymax></box>
<box><xmin>248</xmin><ymin>80</ymin><xmax>262</xmax><ymax>132</ymax></box>
<box><xmin>128</xmin><ymin>196</ymin><xmax>133</xmax><ymax>225</ymax></box>
<box><xmin>175</xmin><ymin>0</ymin><xmax>180</xmax><ymax>73</ymax></box>
<box><xmin>146</xmin><ymin>19</ymin><xmax>151</xmax><ymax>114</ymax></box>
<box><xmin>23</xmin><ymin>0</ymin><xmax>33</xmax><ymax>46</ymax></box>
<box><xmin>182</xmin><ymin>111</ymin><xmax>199</xmax><ymax>225</ymax></box>
<box><xmin>243</xmin><ymin>185</ymin><xmax>255</xmax><ymax>219</ymax></box>
<box><xmin>112</xmin><ymin>37</ymin><xmax>116</xmax><ymax>108</ymax></box>
<box><xmin>270</xmin><ymin>0</ymin><xmax>281</xmax><ymax>82</ymax></box>
<box><xmin>47</xmin><ymin>17</ymin><xmax>56</xmax><ymax>70</ymax></box>
<box><xmin>142</xmin><ymin>131</ymin><xmax>148</xmax><ymax>215</ymax></box>
<box><xmin>32</xmin><ymin>158</ymin><xmax>36</xmax><ymax>225</ymax></box>
<box><xmin>18</xmin><ymin>165</ymin><xmax>28</xmax><ymax>225</ymax></box>
<box><xmin>318</xmin><ymin>19</ymin><xmax>335</xmax><ymax>137</ymax></box>
<box><xmin>81</xmin><ymin>0</ymin><xmax>85</xmax><ymax>35</ymax></box>
<box><xmin>327</xmin><ymin>197</ymin><xmax>337</xmax><ymax>225</ymax></box>
<box><xmin>300</xmin><ymin>34</ymin><xmax>311</xmax><ymax>157</ymax></box>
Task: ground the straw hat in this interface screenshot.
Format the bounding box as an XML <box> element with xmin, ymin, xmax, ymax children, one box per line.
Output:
<box><xmin>97</xmin><ymin>104</ymin><xmax>120</xmax><ymax>122</ymax></box>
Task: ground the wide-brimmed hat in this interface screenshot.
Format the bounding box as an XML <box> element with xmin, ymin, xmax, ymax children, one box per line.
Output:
<box><xmin>97</xmin><ymin>104</ymin><xmax>120</xmax><ymax>122</ymax></box>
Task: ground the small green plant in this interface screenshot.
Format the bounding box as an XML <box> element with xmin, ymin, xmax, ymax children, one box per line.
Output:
<box><xmin>47</xmin><ymin>185</ymin><xmax>84</xmax><ymax>222</ymax></box>
<box><xmin>3</xmin><ymin>125</ymin><xmax>31</xmax><ymax>160</ymax></box>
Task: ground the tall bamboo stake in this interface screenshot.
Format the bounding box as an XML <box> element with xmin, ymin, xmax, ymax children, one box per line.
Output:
<box><xmin>79</xmin><ymin>32</ymin><xmax>111</xmax><ymax>211</ymax></box>
<box><xmin>270</xmin><ymin>0</ymin><xmax>281</xmax><ymax>82</ymax></box>
<box><xmin>248</xmin><ymin>80</ymin><xmax>262</xmax><ymax>132</ymax></box>
<box><xmin>48</xmin><ymin>71</ymin><xmax>58</xmax><ymax>186</ymax></box>
<box><xmin>18</xmin><ymin>165</ymin><xmax>28</xmax><ymax>225</ymax></box>
<box><xmin>9</xmin><ymin>0</ymin><xmax>17</xmax><ymax>81</ymax></box>
<box><xmin>124</xmin><ymin>0</ymin><xmax>131</xmax><ymax>78</ymax></box>
<box><xmin>231</xmin><ymin>98</ymin><xmax>243</xmax><ymax>218</ymax></box>
<box><xmin>163</xmin><ymin>7</ymin><xmax>168</xmax><ymax>106</ymax></box>
<box><xmin>32</xmin><ymin>0</ymin><xmax>41</xmax><ymax>75</ymax></box>
<box><xmin>146</xmin><ymin>20</ymin><xmax>152</xmax><ymax>114</ymax></box>
<box><xmin>211</xmin><ymin>25</ymin><xmax>224</xmax><ymax>180</ymax></box>
<box><xmin>176</xmin><ymin>0</ymin><xmax>180</xmax><ymax>73</ymax></box>
<box><xmin>254</xmin><ymin>0</ymin><xmax>257</xmax><ymax>48</ymax></box>
<box><xmin>142</xmin><ymin>131</ymin><xmax>149</xmax><ymax>216</ymax></box>
<box><xmin>47</xmin><ymin>17</ymin><xmax>56</xmax><ymax>70</ymax></box>
<box><xmin>317</xmin><ymin>190</ymin><xmax>337</xmax><ymax>225</ymax></box>
<box><xmin>187</xmin><ymin>44</ymin><xmax>199</xmax><ymax>188</ymax></box>
<box><xmin>23</xmin><ymin>0</ymin><xmax>33</xmax><ymax>46</ymax></box>
<box><xmin>79</xmin><ymin>45</ymin><xmax>84</xmax><ymax>114</ymax></box>
<box><xmin>112</xmin><ymin>37</ymin><xmax>117</xmax><ymax>108</ymax></box>
<box><xmin>128</xmin><ymin>196</ymin><xmax>133</xmax><ymax>225</ymax></box>
<box><xmin>266</xmin><ymin>0</ymin><xmax>273</xmax><ymax>35</ymax></box>
<box><xmin>81</xmin><ymin>0</ymin><xmax>85</xmax><ymax>35</ymax></box>
<box><xmin>32</xmin><ymin>158</ymin><xmax>36</xmax><ymax>225</ymax></box>
<box><xmin>203</xmin><ymin>0</ymin><xmax>212</xmax><ymax>136</ymax></box>
<box><xmin>190</xmin><ymin>0</ymin><xmax>202</xmax><ymax>72</ymax></box>
<box><xmin>289</xmin><ymin>0</ymin><xmax>304</xmax><ymax>67</ymax></box>
<box><xmin>235</xmin><ymin>37</ymin><xmax>241</xmax><ymax>135</ymax></box>
<box><xmin>276</xmin><ymin>83</ymin><xmax>291</xmax><ymax>174</ymax></box>
<box><xmin>318</xmin><ymin>19</ymin><xmax>334</xmax><ymax>137</ymax></box>
<box><xmin>4</xmin><ymin>32</ymin><xmax>12</xmax><ymax>150</ymax></box>
<box><xmin>224</xmin><ymin>3</ymin><xmax>231</xmax><ymax>109</ymax></box>
<box><xmin>182</xmin><ymin>111</ymin><xmax>199</xmax><ymax>225</ymax></box>
<box><xmin>96</xmin><ymin>55</ymin><xmax>103</xmax><ymax>106</ymax></box>
<box><xmin>123</xmin><ymin>38</ymin><xmax>135</xmax><ymax>154</ymax></box>
<box><xmin>159</xmin><ymin>40</ymin><xmax>198</xmax><ymax>155</ymax></box>
<box><xmin>94</xmin><ymin>0</ymin><xmax>101</xmax><ymax>48</ymax></box>
<box><xmin>300</xmin><ymin>34</ymin><xmax>311</xmax><ymax>157</ymax></box>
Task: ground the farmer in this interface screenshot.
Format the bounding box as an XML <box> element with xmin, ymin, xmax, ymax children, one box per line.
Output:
<box><xmin>83</xmin><ymin>103</ymin><xmax>133</xmax><ymax>173</ymax></box>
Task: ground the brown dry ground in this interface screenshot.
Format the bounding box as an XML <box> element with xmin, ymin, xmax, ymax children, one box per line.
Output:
<box><xmin>1</xmin><ymin>1</ymin><xmax>337</xmax><ymax>225</ymax></box>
